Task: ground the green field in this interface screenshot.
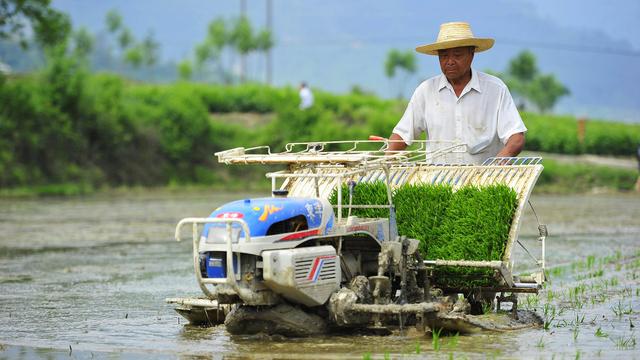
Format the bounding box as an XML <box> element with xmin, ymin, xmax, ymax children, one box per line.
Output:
<box><xmin>1</xmin><ymin>71</ymin><xmax>638</xmax><ymax>195</ymax></box>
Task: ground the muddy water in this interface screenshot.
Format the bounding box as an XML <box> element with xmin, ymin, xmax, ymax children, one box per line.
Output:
<box><xmin>0</xmin><ymin>191</ymin><xmax>638</xmax><ymax>359</ymax></box>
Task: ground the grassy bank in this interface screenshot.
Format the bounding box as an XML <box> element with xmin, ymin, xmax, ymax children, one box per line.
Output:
<box><xmin>536</xmin><ymin>158</ymin><xmax>638</xmax><ymax>193</ymax></box>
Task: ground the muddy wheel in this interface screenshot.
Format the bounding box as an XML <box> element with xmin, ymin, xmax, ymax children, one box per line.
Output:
<box><xmin>224</xmin><ymin>302</ymin><xmax>328</xmax><ymax>337</ymax></box>
<box><xmin>467</xmin><ymin>291</ymin><xmax>496</xmax><ymax>315</ymax></box>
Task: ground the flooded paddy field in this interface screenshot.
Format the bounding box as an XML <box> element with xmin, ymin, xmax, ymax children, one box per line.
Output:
<box><xmin>0</xmin><ymin>191</ymin><xmax>638</xmax><ymax>359</ymax></box>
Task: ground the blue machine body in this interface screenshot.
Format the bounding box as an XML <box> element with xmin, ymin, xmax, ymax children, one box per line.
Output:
<box><xmin>201</xmin><ymin>197</ymin><xmax>333</xmax><ymax>240</ymax></box>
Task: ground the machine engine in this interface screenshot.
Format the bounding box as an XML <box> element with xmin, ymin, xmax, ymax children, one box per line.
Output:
<box><xmin>262</xmin><ymin>245</ymin><xmax>341</xmax><ymax>307</ymax></box>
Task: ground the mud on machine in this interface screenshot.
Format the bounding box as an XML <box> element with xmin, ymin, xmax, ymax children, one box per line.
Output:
<box><xmin>167</xmin><ymin>139</ymin><xmax>548</xmax><ymax>336</ymax></box>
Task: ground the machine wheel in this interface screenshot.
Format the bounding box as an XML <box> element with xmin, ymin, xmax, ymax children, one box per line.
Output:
<box><xmin>224</xmin><ymin>302</ymin><xmax>328</xmax><ymax>337</ymax></box>
<box><xmin>467</xmin><ymin>291</ymin><xmax>496</xmax><ymax>315</ymax></box>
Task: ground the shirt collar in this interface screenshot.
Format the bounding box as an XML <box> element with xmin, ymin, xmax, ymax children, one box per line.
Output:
<box><xmin>468</xmin><ymin>68</ymin><xmax>481</xmax><ymax>93</ymax></box>
<box><xmin>438</xmin><ymin>68</ymin><xmax>482</xmax><ymax>94</ymax></box>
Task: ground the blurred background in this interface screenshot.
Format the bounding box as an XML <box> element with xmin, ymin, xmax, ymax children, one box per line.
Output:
<box><xmin>1</xmin><ymin>3</ymin><xmax>639</xmax><ymax>358</ymax></box>
<box><xmin>1</xmin><ymin>0</ymin><xmax>639</xmax><ymax>194</ymax></box>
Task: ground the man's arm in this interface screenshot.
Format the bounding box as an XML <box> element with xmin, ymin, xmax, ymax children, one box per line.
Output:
<box><xmin>386</xmin><ymin>133</ymin><xmax>408</xmax><ymax>154</ymax></box>
<box><xmin>496</xmin><ymin>132</ymin><xmax>525</xmax><ymax>157</ymax></box>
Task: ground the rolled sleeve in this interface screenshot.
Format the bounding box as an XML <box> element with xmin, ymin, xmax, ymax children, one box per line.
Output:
<box><xmin>497</xmin><ymin>88</ymin><xmax>527</xmax><ymax>144</ymax></box>
<box><xmin>393</xmin><ymin>84</ymin><xmax>426</xmax><ymax>145</ymax></box>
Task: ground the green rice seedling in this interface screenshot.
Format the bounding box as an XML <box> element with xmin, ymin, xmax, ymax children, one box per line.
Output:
<box><xmin>572</xmin><ymin>326</ymin><xmax>580</xmax><ymax>341</ymax></box>
<box><xmin>543</xmin><ymin>304</ymin><xmax>556</xmax><ymax>330</ymax></box>
<box><xmin>536</xmin><ymin>336</ymin><xmax>545</xmax><ymax>348</ymax></box>
<box><xmin>571</xmin><ymin>297</ymin><xmax>585</xmax><ymax>310</ymax></box>
<box><xmin>586</xmin><ymin>255</ymin><xmax>596</xmax><ymax>269</ymax></box>
<box><xmin>428</xmin><ymin>184</ymin><xmax>518</xmax><ymax>288</ymax></box>
<box><xmin>612</xmin><ymin>334</ymin><xmax>637</xmax><ymax>349</ymax></box>
<box><xmin>432</xmin><ymin>328</ymin><xmax>442</xmax><ymax>351</ymax></box>
<box><xmin>362</xmin><ymin>353</ymin><xmax>372</xmax><ymax>360</ymax></box>
<box><xmin>549</xmin><ymin>266</ymin><xmax>565</xmax><ymax>278</ymax></box>
<box><xmin>573</xmin><ymin>312</ymin><xmax>585</xmax><ymax>326</ymax></box>
<box><xmin>568</xmin><ymin>285</ymin><xmax>585</xmax><ymax>304</ymax></box>
<box><xmin>393</xmin><ymin>183</ymin><xmax>453</xmax><ymax>257</ymax></box>
<box><xmin>525</xmin><ymin>294</ymin><xmax>540</xmax><ymax>309</ymax></box>
<box><xmin>329</xmin><ymin>181</ymin><xmax>390</xmax><ymax>219</ymax></box>
<box><xmin>556</xmin><ymin>319</ymin><xmax>569</xmax><ymax>328</ymax></box>
<box><xmin>415</xmin><ymin>341</ymin><xmax>421</xmax><ymax>354</ymax></box>
<box><xmin>546</xmin><ymin>289</ymin><xmax>555</xmax><ymax>302</ymax></box>
<box><xmin>446</xmin><ymin>332</ymin><xmax>459</xmax><ymax>350</ymax></box>
<box><xmin>612</xmin><ymin>300</ymin><xmax>633</xmax><ymax>317</ymax></box>
<box><xmin>330</xmin><ymin>182</ymin><xmax>519</xmax><ymax>289</ymax></box>
<box><xmin>482</xmin><ymin>301</ymin><xmax>493</xmax><ymax>314</ymax></box>
<box><xmin>558</xmin><ymin>307</ymin><xmax>567</xmax><ymax>317</ymax></box>
<box><xmin>435</xmin><ymin>185</ymin><xmax>517</xmax><ymax>261</ymax></box>
<box><xmin>595</xmin><ymin>327</ymin><xmax>608</xmax><ymax>338</ymax></box>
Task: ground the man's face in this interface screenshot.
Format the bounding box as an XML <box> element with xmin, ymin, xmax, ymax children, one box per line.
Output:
<box><xmin>438</xmin><ymin>46</ymin><xmax>474</xmax><ymax>82</ymax></box>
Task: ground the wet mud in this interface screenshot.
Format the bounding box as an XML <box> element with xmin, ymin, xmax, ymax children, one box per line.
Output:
<box><xmin>0</xmin><ymin>192</ymin><xmax>638</xmax><ymax>358</ymax></box>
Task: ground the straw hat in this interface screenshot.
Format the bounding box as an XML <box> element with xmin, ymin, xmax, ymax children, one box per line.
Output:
<box><xmin>416</xmin><ymin>22</ymin><xmax>494</xmax><ymax>55</ymax></box>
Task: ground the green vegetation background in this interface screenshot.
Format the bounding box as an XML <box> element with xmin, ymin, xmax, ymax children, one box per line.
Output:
<box><xmin>1</xmin><ymin>67</ymin><xmax>639</xmax><ymax>195</ymax></box>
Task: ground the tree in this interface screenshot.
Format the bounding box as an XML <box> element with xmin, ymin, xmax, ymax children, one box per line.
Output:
<box><xmin>117</xmin><ymin>28</ymin><xmax>133</xmax><ymax>49</ymax></box>
<box><xmin>194</xmin><ymin>18</ymin><xmax>229</xmax><ymax>82</ymax></box>
<box><xmin>177</xmin><ymin>59</ymin><xmax>193</xmax><ymax>80</ymax></box>
<box><xmin>384</xmin><ymin>49</ymin><xmax>417</xmax><ymax>98</ymax></box>
<box><xmin>253</xmin><ymin>29</ymin><xmax>273</xmax><ymax>83</ymax></box>
<box><xmin>187</xmin><ymin>15</ymin><xmax>274</xmax><ymax>84</ymax></box>
<box><xmin>140</xmin><ymin>32</ymin><xmax>159</xmax><ymax>67</ymax></box>
<box><xmin>508</xmin><ymin>50</ymin><xmax>537</xmax><ymax>82</ymax></box>
<box><xmin>0</xmin><ymin>0</ymin><xmax>70</xmax><ymax>48</ymax></box>
<box><xmin>105</xmin><ymin>9</ymin><xmax>122</xmax><ymax>34</ymax></box>
<box><xmin>528</xmin><ymin>74</ymin><xmax>570</xmax><ymax>113</ymax></box>
<box><xmin>102</xmin><ymin>9</ymin><xmax>159</xmax><ymax>70</ymax></box>
<box><xmin>230</xmin><ymin>16</ymin><xmax>254</xmax><ymax>82</ymax></box>
<box><xmin>490</xmin><ymin>50</ymin><xmax>570</xmax><ymax>113</ymax></box>
<box><xmin>71</xmin><ymin>27</ymin><xmax>93</xmax><ymax>59</ymax></box>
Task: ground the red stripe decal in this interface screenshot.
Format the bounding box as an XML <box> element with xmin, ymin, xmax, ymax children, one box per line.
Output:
<box><xmin>306</xmin><ymin>255</ymin><xmax>335</xmax><ymax>281</ymax></box>
<box><xmin>307</xmin><ymin>257</ymin><xmax>321</xmax><ymax>281</ymax></box>
<box><xmin>280</xmin><ymin>229</ymin><xmax>319</xmax><ymax>241</ymax></box>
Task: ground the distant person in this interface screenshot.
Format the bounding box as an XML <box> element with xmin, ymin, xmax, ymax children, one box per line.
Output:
<box><xmin>299</xmin><ymin>82</ymin><xmax>314</xmax><ymax>110</ymax></box>
<box><xmin>387</xmin><ymin>22</ymin><xmax>526</xmax><ymax>164</ymax></box>
<box><xmin>635</xmin><ymin>143</ymin><xmax>640</xmax><ymax>192</ymax></box>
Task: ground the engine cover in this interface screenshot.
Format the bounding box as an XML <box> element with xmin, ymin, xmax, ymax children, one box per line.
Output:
<box><xmin>262</xmin><ymin>246</ymin><xmax>341</xmax><ymax>307</ymax></box>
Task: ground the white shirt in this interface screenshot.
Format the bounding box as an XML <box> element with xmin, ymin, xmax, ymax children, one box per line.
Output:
<box><xmin>299</xmin><ymin>87</ymin><xmax>314</xmax><ymax>110</ymax></box>
<box><xmin>393</xmin><ymin>69</ymin><xmax>526</xmax><ymax>164</ymax></box>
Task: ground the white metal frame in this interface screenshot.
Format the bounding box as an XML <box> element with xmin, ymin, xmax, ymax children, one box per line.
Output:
<box><xmin>175</xmin><ymin>217</ymin><xmax>250</xmax><ymax>299</ymax></box>
<box><xmin>211</xmin><ymin>140</ymin><xmax>546</xmax><ymax>290</ymax></box>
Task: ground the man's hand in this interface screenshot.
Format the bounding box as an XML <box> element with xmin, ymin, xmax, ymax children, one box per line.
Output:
<box><xmin>386</xmin><ymin>133</ymin><xmax>408</xmax><ymax>155</ymax></box>
<box><xmin>496</xmin><ymin>132</ymin><xmax>525</xmax><ymax>157</ymax></box>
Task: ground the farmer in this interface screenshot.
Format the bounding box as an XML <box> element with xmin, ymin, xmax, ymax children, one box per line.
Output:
<box><xmin>388</xmin><ymin>22</ymin><xmax>527</xmax><ymax>164</ymax></box>
<box><xmin>299</xmin><ymin>82</ymin><xmax>314</xmax><ymax>110</ymax></box>
<box><xmin>635</xmin><ymin>143</ymin><xmax>640</xmax><ymax>192</ymax></box>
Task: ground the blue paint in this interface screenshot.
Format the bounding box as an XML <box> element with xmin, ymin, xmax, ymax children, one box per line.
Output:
<box><xmin>202</xmin><ymin>197</ymin><xmax>327</xmax><ymax>239</ymax></box>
